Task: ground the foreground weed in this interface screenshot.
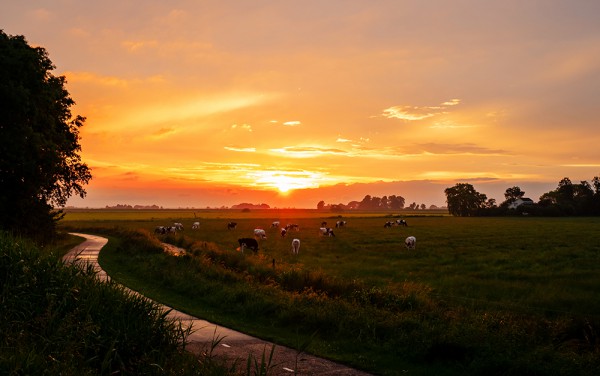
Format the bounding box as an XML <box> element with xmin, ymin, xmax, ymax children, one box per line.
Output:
<box><xmin>245</xmin><ymin>344</ymin><xmax>277</xmax><ymax>376</ymax></box>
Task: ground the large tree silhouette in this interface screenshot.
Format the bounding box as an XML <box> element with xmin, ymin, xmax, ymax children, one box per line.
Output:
<box><xmin>0</xmin><ymin>31</ymin><xmax>91</xmax><ymax>241</ymax></box>
<box><xmin>444</xmin><ymin>183</ymin><xmax>487</xmax><ymax>216</ymax></box>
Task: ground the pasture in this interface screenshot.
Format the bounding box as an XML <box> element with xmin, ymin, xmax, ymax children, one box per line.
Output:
<box><xmin>60</xmin><ymin>209</ymin><xmax>600</xmax><ymax>375</ymax></box>
<box><xmin>62</xmin><ymin>209</ymin><xmax>600</xmax><ymax>316</ymax></box>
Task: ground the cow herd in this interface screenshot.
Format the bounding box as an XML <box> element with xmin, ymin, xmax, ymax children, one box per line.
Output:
<box><xmin>154</xmin><ymin>218</ymin><xmax>417</xmax><ymax>254</ymax></box>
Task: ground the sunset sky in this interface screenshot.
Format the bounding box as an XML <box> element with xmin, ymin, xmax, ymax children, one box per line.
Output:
<box><xmin>3</xmin><ymin>1</ymin><xmax>600</xmax><ymax>208</ymax></box>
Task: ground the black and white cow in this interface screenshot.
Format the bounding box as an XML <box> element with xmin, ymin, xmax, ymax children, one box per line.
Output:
<box><xmin>319</xmin><ymin>227</ymin><xmax>335</xmax><ymax>237</ymax></box>
<box><xmin>397</xmin><ymin>219</ymin><xmax>408</xmax><ymax>226</ymax></box>
<box><xmin>336</xmin><ymin>220</ymin><xmax>347</xmax><ymax>228</ymax></box>
<box><xmin>238</xmin><ymin>238</ymin><xmax>259</xmax><ymax>253</ymax></box>
<box><xmin>254</xmin><ymin>228</ymin><xmax>267</xmax><ymax>239</ymax></box>
<box><xmin>285</xmin><ymin>224</ymin><xmax>300</xmax><ymax>231</ymax></box>
<box><xmin>227</xmin><ymin>222</ymin><xmax>237</xmax><ymax>230</ymax></box>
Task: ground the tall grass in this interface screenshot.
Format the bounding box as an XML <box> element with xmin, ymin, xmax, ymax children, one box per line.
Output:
<box><xmin>85</xmin><ymin>223</ymin><xmax>600</xmax><ymax>376</ymax></box>
<box><xmin>0</xmin><ymin>231</ymin><xmax>269</xmax><ymax>375</ymax></box>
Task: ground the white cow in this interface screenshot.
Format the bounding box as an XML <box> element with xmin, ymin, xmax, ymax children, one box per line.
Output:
<box><xmin>192</xmin><ymin>222</ymin><xmax>200</xmax><ymax>229</ymax></box>
<box><xmin>271</xmin><ymin>221</ymin><xmax>280</xmax><ymax>228</ymax></box>
<box><xmin>405</xmin><ymin>236</ymin><xmax>416</xmax><ymax>250</ymax></box>
<box><xmin>174</xmin><ymin>222</ymin><xmax>184</xmax><ymax>231</ymax></box>
<box><xmin>291</xmin><ymin>238</ymin><xmax>301</xmax><ymax>254</ymax></box>
<box><xmin>254</xmin><ymin>228</ymin><xmax>267</xmax><ymax>239</ymax></box>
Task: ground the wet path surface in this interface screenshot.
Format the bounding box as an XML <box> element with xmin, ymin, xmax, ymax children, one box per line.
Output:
<box><xmin>64</xmin><ymin>233</ymin><xmax>374</xmax><ymax>376</ymax></box>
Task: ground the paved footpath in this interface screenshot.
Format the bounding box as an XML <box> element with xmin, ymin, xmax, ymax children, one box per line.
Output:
<box><xmin>64</xmin><ymin>233</ymin><xmax>375</xmax><ymax>376</ymax></box>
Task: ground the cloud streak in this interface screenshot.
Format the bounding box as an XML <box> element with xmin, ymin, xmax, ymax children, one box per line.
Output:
<box><xmin>381</xmin><ymin>99</ymin><xmax>462</xmax><ymax>121</ymax></box>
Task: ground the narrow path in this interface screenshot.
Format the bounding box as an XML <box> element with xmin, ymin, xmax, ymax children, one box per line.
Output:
<box><xmin>64</xmin><ymin>233</ymin><xmax>374</xmax><ymax>376</ymax></box>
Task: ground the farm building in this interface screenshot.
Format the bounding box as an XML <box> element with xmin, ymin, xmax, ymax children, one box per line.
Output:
<box><xmin>508</xmin><ymin>197</ymin><xmax>534</xmax><ymax>209</ymax></box>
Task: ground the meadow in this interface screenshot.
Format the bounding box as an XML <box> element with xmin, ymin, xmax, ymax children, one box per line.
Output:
<box><xmin>60</xmin><ymin>209</ymin><xmax>600</xmax><ymax>375</ymax></box>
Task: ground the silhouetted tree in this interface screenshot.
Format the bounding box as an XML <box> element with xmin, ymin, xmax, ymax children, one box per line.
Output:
<box><xmin>444</xmin><ymin>183</ymin><xmax>487</xmax><ymax>216</ymax></box>
<box><xmin>317</xmin><ymin>200</ymin><xmax>325</xmax><ymax>210</ymax></box>
<box><xmin>0</xmin><ymin>31</ymin><xmax>91</xmax><ymax>242</ymax></box>
<box><xmin>501</xmin><ymin>186</ymin><xmax>525</xmax><ymax>207</ymax></box>
<box><xmin>388</xmin><ymin>195</ymin><xmax>405</xmax><ymax>210</ymax></box>
<box><xmin>536</xmin><ymin>176</ymin><xmax>600</xmax><ymax>215</ymax></box>
<box><xmin>359</xmin><ymin>195</ymin><xmax>373</xmax><ymax>210</ymax></box>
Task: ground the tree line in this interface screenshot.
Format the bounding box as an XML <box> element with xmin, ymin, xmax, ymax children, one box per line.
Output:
<box><xmin>317</xmin><ymin>195</ymin><xmax>439</xmax><ymax>211</ymax></box>
<box><xmin>444</xmin><ymin>176</ymin><xmax>600</xmax><ymax>216</ymax></box>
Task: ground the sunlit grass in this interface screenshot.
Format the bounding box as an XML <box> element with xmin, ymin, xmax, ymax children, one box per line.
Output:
<box><xmin>60</xmin><ymin>211</ymin><xmax>600</xmax><ymax>375</ymax></box>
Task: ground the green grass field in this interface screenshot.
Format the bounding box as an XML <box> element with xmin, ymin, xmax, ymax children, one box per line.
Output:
<box><xmin>60</xmin><ymin>209</ymin><xmax>600</xmax><ymax>375</ymax></box>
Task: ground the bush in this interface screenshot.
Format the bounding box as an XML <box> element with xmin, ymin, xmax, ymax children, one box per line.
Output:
<box><xmin>0</xmin><ymin>232</ymin><xmax>201</xmax><ymax>375</ymax></box>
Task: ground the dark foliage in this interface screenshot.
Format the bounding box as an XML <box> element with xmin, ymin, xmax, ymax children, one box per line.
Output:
<box><xmin>0</xmin><ymin>31</ymin><xmax>91</xmax><ymax>242</ymax></box>
<box><xmin>444</xmin><ymin>183</ymin><xmax>488</xmax><ymax>216</ymax></box>
<box><xmin>449</xmin><ymin>175</ymin><xmax>600</xmax><ymax>216</ymax></box>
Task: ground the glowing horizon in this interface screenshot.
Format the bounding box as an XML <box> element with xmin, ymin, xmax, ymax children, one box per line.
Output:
<box><xmin>3</xmin><ymin>1</ymin><xmax>600</xmax><ymax>208</ymax></box>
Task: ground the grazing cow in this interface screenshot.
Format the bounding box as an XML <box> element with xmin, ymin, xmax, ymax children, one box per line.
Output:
<box><xmin>254</xmin><ymin>228</ymin><xmax>267</xmax><ymax>239</ymax></box>
<box><xmin>397</xmin><ymin>219</ymin><xmax>408</xmax><ymax>226</ymax></box>
<box><xmin>291</xmin><ymin>238</ymin><xmax>301</xmax><ymax>254</ymax></box>
<box><xmin>227</xmin><ymin>222</ymin><xmax>237</xmax><ymax>230</ymax></box>
<box><xmin>285</xmin><ymin>224</ymin><xmax>299</xmax><ymax>231</ymax></box>
<box><xmin>384</xmin><ymin>221</ymin><xmax>394</xmax><ymax>228</ymax></box>
<box><xmin>238</xmin><ymin>238</ymin><xmax>259</xmax><ymax>253</ymax></box>
<box><xmin>319</xmin><ymin>227</ymin><xmax>335</xmax><ymax>237</ymax></box>
<box><xmin>336</xmin><ymin>220</ymin><xmax>347</xmax><ymax>228</ymax></box>
<box><xmin>174</xmin><ymin>222</ymin><xmax>184</xmax><ymax>231</ymax></box>
<box><xmin>192</xmin><ymin>222</ymin><xmax>200</xmax><ymax>229</ymax></box>
<box><xmin>271</xmin><ymin>221</ymin><xmax>280</xmax><ymax>228</ymax></box>
<box><xmin>167</xmin><ymin>226</ymin><xmax>177</xmax><ymax>234</ymax></box>
<box><xmin>154</xmin><ymin>226</ymin><xmax>166</xmax><ymax>234</ymax></box>
<box><xmin>280</xmin><ymin>228</ymin><xmax>287</xmax><ymax>237</ymax></box>
<box><xmin>405</xmin><ymin>236</ymin><xmax>416</xmax><ymax>250</ymax></box>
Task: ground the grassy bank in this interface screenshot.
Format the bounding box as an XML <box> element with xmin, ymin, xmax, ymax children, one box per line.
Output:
<box><xmin>66</xmin><ymin>214</ymin><xmax>600</xmax><ymax>376</ymax></box>
<box><xmin>0</xmin><ymin>231</ymin><xmax>269</xmax><ymax>375</ymax></box>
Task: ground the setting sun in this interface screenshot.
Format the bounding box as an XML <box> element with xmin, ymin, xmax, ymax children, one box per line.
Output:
<box><xmin>5</xmin><ymin>2</ymin><xmax>598</xmax><ymax>209</ymax></box>
<box><xmin>249</xmin><ymin>170</ymin><xmax>322</xmax><ymax>194</ymax></box>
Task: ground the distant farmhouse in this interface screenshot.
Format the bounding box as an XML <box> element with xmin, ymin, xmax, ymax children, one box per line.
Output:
<box><xmin>508</xmin><ymin>197</ymin><xmax>534</xmax><ymax>210</ymax></box>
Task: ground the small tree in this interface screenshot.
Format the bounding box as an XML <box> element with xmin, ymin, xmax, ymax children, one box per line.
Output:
<box><xmin>0</xmin><ymin>31</ymin><xmax>91</xmax><ymax>241</ymax></box>
<box><xmin>501</xmin><ymin>186</ymin><xmax>525</xmax><ymax>207</ymax></box>
<box><xmin>444</xmin><ymin>183</ymin><xmax>487</xmax><ymax>216</ymax></box>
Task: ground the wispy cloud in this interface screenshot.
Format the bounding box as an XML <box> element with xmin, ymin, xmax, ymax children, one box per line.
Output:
<box><xmin>269</xmin><ymin>146</ymin><xmax>347</xmax><ymax>157</ymax></box>
<box><xmin>231</xmin><ymin>123</ymin><xmax>253</xmax><ymax>132</ymax></box>
<box><xmin>561</xmin><ymin>164</ymin><xmax>600</xmax><ymax>167</ymax></box>
<box><xmin>283</xmin><ymin>121</ymin><xmax>301</xmax><ymax>126</ymax></box>
<box><xmin>224</xmin><ymin>146</ymin><xmax>256</xmax><ymax>152</ymax></box>
<box><xmin>429</xmin><ymin>120</ymin><xmax>474</xmax><ymax>129</ymax></box>
<box><xmin>415</xmin><ymin>143</ymin><xmax>506</xmax><ymax>156</ymax></box>
<box><xmin>442</xmin><ymin>99</ymin><xmax>461</xmax><ymax>106</ymax></box>
<box><xmin>382</xmin><ymin>99</ymin><xmax>462</xmax><ymax>121</ymax></box>
<box><xmin>151</xmin><ymin>127</ymin><xmax>177</xmax><ymax>138</ymax></box>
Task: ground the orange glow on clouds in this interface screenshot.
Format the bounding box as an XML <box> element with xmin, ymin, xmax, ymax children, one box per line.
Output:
<box><xmin>4</xmin><ymin>2</ymin><xmax>600</xmax><ymax>208</ymax></box>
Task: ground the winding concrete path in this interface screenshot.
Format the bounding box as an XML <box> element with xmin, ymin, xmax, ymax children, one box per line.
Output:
<box><xmin>64</xmin><ymin>233</ymin><xmax>374</xmax><ymax>376</ymax></box>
